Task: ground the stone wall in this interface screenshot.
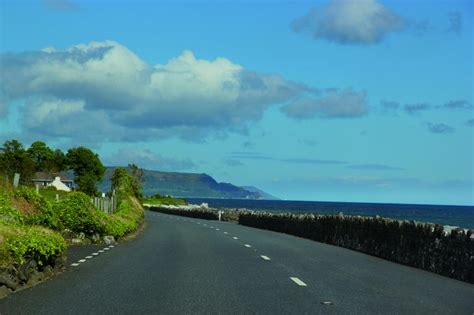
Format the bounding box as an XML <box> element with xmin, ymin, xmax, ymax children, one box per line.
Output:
<box><xmin>0</xmin><ymin>255</ymin><xmax>66</xmax><ymax>298</ymax></box>
<box><xmin>239</xmin><ymin>212</ymin><xmax>474</xmax><ymax>283</ymax></box>
<box><xmin>149</xmin><ymin>206</ymin><xmax>219</xmax><ymax>220</ymax></box>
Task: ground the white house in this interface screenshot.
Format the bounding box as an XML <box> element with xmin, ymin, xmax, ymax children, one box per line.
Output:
<box><xmin>32</xmin><ymin>172</ymin><xmax>74</xmax><ymax>192</ymax></box>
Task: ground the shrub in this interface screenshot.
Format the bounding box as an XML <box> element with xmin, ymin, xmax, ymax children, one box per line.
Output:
<box><xmin>54</xmin><ymin>192</ymin><xmax>107</xmax><ymax>235</ymax></box>
<box><xmin>13</xmin><ymin>186</ymin><xmax>60</xmax><ymax>229</ymax></box>
<box><xmin>5</xmin><ymin>226</ymin><xmax>66</xmax><ymax>266</ymax></box>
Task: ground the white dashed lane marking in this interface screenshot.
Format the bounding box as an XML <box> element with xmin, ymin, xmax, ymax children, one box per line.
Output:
<box><xmin>215</xmin><ymin>228</ymin><xmax>220</xmax><ymax>231</ymax></box>
<box><xmin>70</xmin><ymin>263</ymin><xmax>80</xmax><ymax>267</ymax></box>
<box><xmin>224</xmin><ymin>232</ymin><xmax>228</xmax><ymax>234</ymax></box>
<box><xmin>290</xmin><ymin>277</ymin><xmax>307</xmax><ymax>287</ymax></box>
<box><xmin>85</xmin><ymin>256</ymin><xmax>93</xmax><ymax>259</ymax></box>
<box><xmin>232</xmin><ymin>237</ymin><xmax>238</xmax><ymax>240</ymax></box>
<box><xmin>78</xmin><ymin>259</ymin><xmax>86</xmax><ymax>263</ymax></box>
<box><xmin>260</xmin><ymin>255</ymin><xmax>271</xmax><ymax>261</ymax></box>
<box><xmin>104</xmin><ymin>248</ymin><xmax>110</xmax><ymax>251</ymax></box>
<box><xmin>244</xmin><ymin>244</ymin><xmax>252</xmax><ymax>248</ymax></box>
<box><xmin>92</xmin><ymin>253</ymin><xmax>99</xmax><ymax>256</ymax></box>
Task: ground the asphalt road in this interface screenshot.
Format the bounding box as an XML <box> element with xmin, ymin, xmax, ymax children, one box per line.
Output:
<box><xmin>1</xmin><ymin>211</ymin><xmax>473</xmax><ymax>314</ymax></box>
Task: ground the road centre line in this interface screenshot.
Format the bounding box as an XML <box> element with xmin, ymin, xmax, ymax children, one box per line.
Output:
<box><xmin>290</xmin><ymin>277</ymin><xmax>307</xmax><ymax>287</ymax></box>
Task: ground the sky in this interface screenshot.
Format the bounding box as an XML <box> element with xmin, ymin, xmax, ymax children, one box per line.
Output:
<box><xmin>0</xmin><ymin>0</ymin><xmax>473</xmax><ymax>205</ymax></box>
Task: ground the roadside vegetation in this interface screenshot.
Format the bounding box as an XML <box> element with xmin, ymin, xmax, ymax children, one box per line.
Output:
<box><xmin>143</xmin><ymin>193</ymin><xmax>187</xmax><ymax>206</ymax></box>
<box><xmin>0</xmin><ymin>139</ymin><xmax>145</xmax><ymax>294</ymax></box>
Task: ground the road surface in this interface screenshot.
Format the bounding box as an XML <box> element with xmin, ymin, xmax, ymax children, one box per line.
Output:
<box><xmin>1</xmin><ymin>211</ymin><xmax>473</xmax><ymax>314</ymax></box>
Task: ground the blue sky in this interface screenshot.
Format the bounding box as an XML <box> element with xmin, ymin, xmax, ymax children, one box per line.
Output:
<box><xmin>0</xmin><ymin>0</ymin><xmax>473</xmax><ymax>205</ymax></box>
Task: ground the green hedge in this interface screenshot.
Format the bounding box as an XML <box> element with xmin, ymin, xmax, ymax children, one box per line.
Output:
<box><xmin>239</xmin><ymin>212</ymin><xmax>474</xmax><ymax>283</ymax></box>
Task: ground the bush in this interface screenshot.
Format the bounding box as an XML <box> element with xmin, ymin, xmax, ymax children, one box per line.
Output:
<box><xmin>13</xmin><ymin>186</ymin><xmax>60</xmax><ymax>229</ymax></box>
<box><xmin>5</xmin><ymin>226</ymin><xmax>66</xmax><ymax>266</ymax></box>
<box><xmin>54</xmin><ymin>192</ymin><xmax>107</xmax><ymax>235</ymax></box>
<box><xmin>105</xmin><ymin>197</ymin><xmax>144</xmax><ymax>238</ymax></box>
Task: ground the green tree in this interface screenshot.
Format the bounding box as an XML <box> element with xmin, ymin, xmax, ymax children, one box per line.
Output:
<box><xmin>0</xmin><ymin>139</ymin><xmax>35</xmax><ymax>183</ymax></box>
<box><xmin>128</xmin><ymin>163</ymin><xmax>144</xmax><ymax>199</ymax></box>
<box><xmin>51</xmin><ymin>149</ymin><xmax>67</xmax><ymax>172</ymax></box>
<box><xmin>27</xmin><ymin>141</ymin><xmax>54</xmax><ymax>172</ymax></box>
<box><xmin>66</xmin><ymin>147</ymin><xmax>105</xmax><ymax>196</ymax></box>
<box><xmin>111</xmin><ymin>167</ymin><xmax>130</xmax><ymax>193</ymax></box>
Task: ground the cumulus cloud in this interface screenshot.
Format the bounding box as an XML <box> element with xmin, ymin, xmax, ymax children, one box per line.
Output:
<box><xmin>291</xmin><ymin>0</ymin><xmax>403</xmax><ymax>45</ymax></box>
<box><xmin>0</xmin><ymin>41</ymin><xmax>319</xmax><ymax>142</ymax></box>
<box><xmin>447</xmin><ymin>11</ymin><xmax>463</xmax><ymax>33</ymax></box>
<box><xmin>104</xmin><ymin>148</ymin><xmax>195</xmax><ymax>171</ymax></box>
<box><xmin>426</xmin><ymin>123</ymin><xmax>454</xmax><ymax>134</ymax></box>
<box><xmin>1</xmin><ymin>41</ymin><xmax>371</xmax><ymax>143</ymax></box>
<box><xmin>281</xmin><ymin>88</ymin><xmax>368</xmax><ymax>119</ymax></box>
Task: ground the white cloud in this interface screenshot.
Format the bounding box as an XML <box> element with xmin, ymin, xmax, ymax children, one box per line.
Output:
<box><xmin>292</xmin><ymin>0</ymin><xmax>403</xmax><ymax>44</ymax></box>
<box><xmin>1</xmin><ymin>41</ymin><xmax>310</xmax><ymax>142</ymax></box>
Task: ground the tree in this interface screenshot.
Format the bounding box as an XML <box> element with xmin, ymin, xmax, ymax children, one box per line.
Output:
<box><xmin>51</xmin><ymin>149</ymin><xmax>67</xmax><ymax>172</ymax></box>
<box><xmin>111</xmin><ymin>167</ymin><xmax>130</xmax><ymax>192</ymax></box>
<box><xmin>0</xmin><ymin>139</ymin><xmax>35</xmax><ymax>183</ymax></box>
<box><xmin>27</xmin><ymin>141</ymin><xmax>54</xmax><ymax>172</ymax></box>
<box><xmin>66</xmin><ymin>147</ymin><xmax>105</xmax><ymax>196</ymax></box>
<box><xmin>128</xmin><ymin>163</ymin><xmax>144</xmax><ymax>199</ymax></box>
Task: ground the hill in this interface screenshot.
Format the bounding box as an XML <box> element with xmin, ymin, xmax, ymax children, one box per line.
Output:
<box><xmin>240</xmin><ymin>186</ymin><xmax>279</xmax><ymax>200</ymax></box>
<box><xmin>99</xmin><ymin>167</ymin><xmax>277</xmax><ymax>200</ymax></box>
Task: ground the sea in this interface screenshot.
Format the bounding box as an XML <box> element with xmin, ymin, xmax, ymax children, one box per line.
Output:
<box><xmin>186</xmin><ymin>198</ymin><xmax>474</xmax><ymax>229</ymax></box>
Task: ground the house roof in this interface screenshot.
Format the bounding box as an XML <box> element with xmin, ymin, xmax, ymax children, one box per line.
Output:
<box><xmin>33</xmin><ymin>172</ymin><xmax>73</xmax><ymax>182</ymax></box>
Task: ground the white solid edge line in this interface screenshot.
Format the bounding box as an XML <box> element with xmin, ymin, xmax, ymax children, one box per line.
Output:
<box><xmin>232</xmin><ymin>237</ymin><xmax>238</xmax><ymax>240</ymax></box>
<box><xmin>70</xmin><ymin>263</ymin><xmax>80</xmax><ymax>266</ymax></box>
<box><xmin>290</xmin><ymin>277</ymin><xmax>307</xmax><ymax>287</ymax></box>
<box><xmin>244</xmin><ymin>244</ymin><xmax>251</xmax><ymax>248</ymax></box>
<box><xmin>78</xmin><ymin>259</ymin><xmax>86</xmax><ymax>263</ymax></box>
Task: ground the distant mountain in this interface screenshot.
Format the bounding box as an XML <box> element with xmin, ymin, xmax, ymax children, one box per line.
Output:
<box><xmin>240</xmin><ymin>186</ymin><xmax>280</xmax><ymax>200</ymax></box>
<box><xmin>99</xmin><ymin>167</ymin><xmax>278</xmax><ymax>200</ymax></box>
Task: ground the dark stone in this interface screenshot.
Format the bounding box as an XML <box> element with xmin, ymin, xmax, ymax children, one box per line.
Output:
<box><xmin>0</xmin><ymin>266</ymin><xmax>20</xmax><ymax>290</ymax></box>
